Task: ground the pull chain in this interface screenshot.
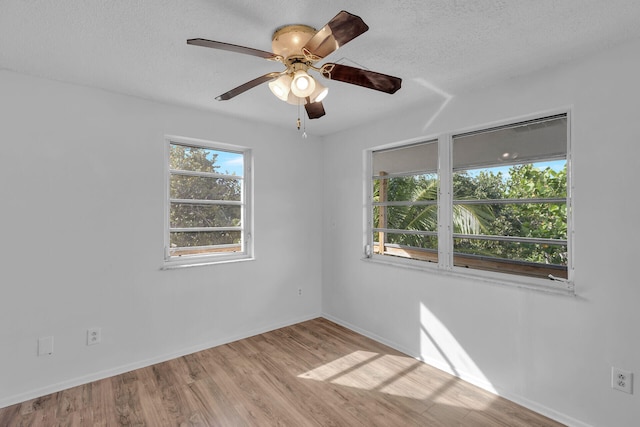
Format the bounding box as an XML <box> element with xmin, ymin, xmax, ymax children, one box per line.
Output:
<box><xmin>302</xmin><ymin>109</ymin><xmax>307</xmax><ymax>139</ymax></box>
<box><xmin>296</xmin><ymin>99</ymin><xmax>307</xmax><ymax>138</ymax></box>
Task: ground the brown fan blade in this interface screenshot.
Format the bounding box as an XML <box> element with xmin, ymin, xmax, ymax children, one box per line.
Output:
<box><xmin>216</xmin><ymin>72</ymin><xmax>281</xmax><ymax>101</ymax></box>
<box><xmin>304</xmin><ymin>98</ymin><xmax>326</xmax><ymax>119</ymax></box>
<box><xmin>187</xmin><ymin>38</ymin><xmax>282</xmax><ymax>61</ymax></box>
<box><xmin>302</xmin><ymin>11</ymin><xmax>369</xmax><ymax>61</ymax></box>
<box><xmin>321</xmin><ymin>63</ymin><xmax>402</xmax><ymax>94</ymax></box>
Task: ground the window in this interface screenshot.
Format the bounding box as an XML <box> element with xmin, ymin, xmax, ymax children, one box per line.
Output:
<box><xmin>372</xmin><ymin>141</ymin><xmax>439</xmax><ymax>263</ymax></box>
<box><xmin>164</xmin><ymin>136</ymin><xmax>252</xmax><ymax>266</ymax></box>
<box><xmin>367</xmin><ymin>113</ymin><xmax>572</xmax><ymax>292</ymax></box>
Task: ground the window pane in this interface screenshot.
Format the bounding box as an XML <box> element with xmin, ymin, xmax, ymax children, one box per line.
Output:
<box><xmin>453</xmin><ymin>162</ymin><xmax>567</xmax><ymax>200</ymax></box>
<box><xmin>453</xmin><ymin>238</ymin><xmax>568</xmax><ymax>279</ymax></box>
<box><xmin>374</xmin><ymin>174</ymin><xmax>438</xmax><ymax>203</ymax></box>
<box><xmin>374</xmin><ymin>232</ymin><xmax>438</xmax><ymax>263</ymax></box>
<box><xmin>371</xmin><ymin>141</ymin><xmax>439</xmax><ymax>265</ymax></box>
<box><xmin>454</xmin><ymin>237</ymin><xmax>567</xmax><ymax>263</ymax></box>
<box><xmin>453</xmin><ymin>115</ymin><xmax>567</xmax><ymax>171</ymax></box>
<box><xmin>170</xmin><ymin>175</ymin><xmax>241</xmax><ymax>201</ymax></box>
<box><xmin>387</xmin><ymin>233</ymin><xmax>437</xmax><ymax>249</ymax></box>
<box><xmin>170</xmin><ymin>230</ymin><xmax>241</xmax><ymax>249</ymax></box>
<box><xmin>373</xmin><ymin>205</ymin><xmax>438</xmax><ymax>232</ymax></box>
<box><xmin>170</xmin><ymin>203</ymin><xmax>241</xmax><ymax>228</ymax></box>
<box><xmin>450</xmin><ymin>115</ymin><xmax>568</xmax><ymax>279</ymax></box>
<box><xmin>166</xmin><ymin>139</ymin><xmax>250</xmax><ymax>264</ymax></box>
<box><xmin>373</xmin><ymin>141</ymin><xmax>437</xmax><ymax>175</ymax></box>
<box><xmin>170</xmin><ymin>144</ymin><xmax>243</xmax><ymax>176</ymax></box>
<box><xmin>453</xmin><ymin>202</ymin><xmax>567</xmax><ymax>239</ymax></box>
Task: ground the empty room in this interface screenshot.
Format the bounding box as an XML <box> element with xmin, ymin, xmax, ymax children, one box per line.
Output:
<box><xmin>1</xmin><ymin>1</ymin><xmax>639</xmax><ymax>426</ymax></box>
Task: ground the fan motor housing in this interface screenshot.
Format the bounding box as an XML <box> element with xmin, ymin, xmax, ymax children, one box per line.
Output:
<box><xmin>271</xmin><ymin>24</ymin><xmax>316</xmax><ymax>59</ymax></box>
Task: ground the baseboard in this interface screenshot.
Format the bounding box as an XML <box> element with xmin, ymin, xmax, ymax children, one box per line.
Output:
<box><xmin>0</xmin><ymin>312</ymin><xmax>320</xmax><ymax>409</ymax></box>
<box><xmin>321</xmin><ymin>312</ymin><xmax>591</xmax><ymax>427</ymax></box>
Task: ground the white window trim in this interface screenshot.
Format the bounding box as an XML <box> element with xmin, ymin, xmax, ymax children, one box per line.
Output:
<box><xmin>364</xmin><ymin>109</ymin><xmax>574</xmax><ymax>295</ymax></box>
<box><xmin>162</xmin><ymin>135</ymin><xmax>254</xmax><ymax>269</ymax></box>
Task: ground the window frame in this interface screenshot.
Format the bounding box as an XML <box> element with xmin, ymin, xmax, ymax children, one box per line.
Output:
<box><xmin>365</xmin><ymin>110</ymin><xmax>574</xmax><ymax>294</ymax></box>
<box><xmin>163</xmin><ymin>135</ymin><xmax>253</xmax><ymax>268</ymax></box>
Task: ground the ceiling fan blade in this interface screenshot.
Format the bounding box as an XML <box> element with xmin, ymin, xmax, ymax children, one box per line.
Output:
<box><xmin>187</xmin><ymin>38</ymin><xmax>281</xmax><ymax>61</ymax></box>
<box><xmin>216</xmin><ymin>72</ymin><xmax>281</xmax><ymax>101</ymax></box>
<box><xmin>321</xmin><ymin>63</ymin><xmax>402</xmax><ymax>94</ymax></box>
<box><xmin>302</xmin><ymin>11</ymin><xmax>369</xmax><ymax>61</ymax></box>
<box><xmin>304</xmin><ymin>98</ymin><xmax>326</xmax><ymax>119</ymax></box>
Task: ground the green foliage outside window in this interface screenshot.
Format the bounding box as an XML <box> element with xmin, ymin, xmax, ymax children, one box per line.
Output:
<box><xmin>373</xmin><ymin>175</ymin><xmax>438</xmax><ymax>249</ymax></box>
<box><xmin>169</xmin><ymin>144</ymin><xmax>242</xmax><ymax>250</ymax></box>
<box><xmin>374</xmin><ymin>163</ymin><xmax>567</xmax><ymax>266</ymax></box>
<box><xmin>454</xmin><ymin>164</ymin><xmax>567</xmax><ymax>265</ymax></box>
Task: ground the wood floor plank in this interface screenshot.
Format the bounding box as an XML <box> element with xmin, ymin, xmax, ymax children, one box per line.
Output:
<box><xmin>183</xmin><ymin>381</ymin><xmax>239</xmax><ymax>426</ymax></box>
<box><xmin>237</xmin><ymin>337</ymin><xmax>367</xmax><ymax>427</ymax></box>
<box><xmin>111</xmin><ymin>371</ymin><xmax>148</xmax><ymax>426</ymax></box>
<box><xmin>173</xmin><ymin>352</ymin><xmax>209</xmax><ymax>385</ymax></box>
<box><xmin>0</xmin><ymin>405</ymin><xmax>19</xmax><ymax>427</ymax></box>
<box><xmin>205</xmin><ymin>341</ymin><xmax>315</xmax><ymax>427</ymax></box>
<box><xmin>136</xmin><ymin>363</ymin><xmax>196</xmax><ymax>425</ymax></box>
<box><xmin>0</xmin><ymin>318</ymin><xmax>566</xmax><ymax>426</ymax></box>
<box><xmin>88</xmin><ymin>377</ymin><xmax>120</xmax><ymax>427</ymax></box>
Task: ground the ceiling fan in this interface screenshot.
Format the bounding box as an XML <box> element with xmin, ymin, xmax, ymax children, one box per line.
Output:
<box><xmin>187</xmin><ymin>10</ymin><xmax>402</xmax><ymax>121</ymax></box>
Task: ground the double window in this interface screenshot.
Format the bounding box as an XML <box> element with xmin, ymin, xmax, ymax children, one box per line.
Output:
<box><xmin>164</xmin><ymin>136</ymin><xmax>252</xmax><ymax>266</ymax></box>
<box><xmin>368</xmin><ymin>113</ymin><xmax>572</xmax><ymax>292</ymax></box>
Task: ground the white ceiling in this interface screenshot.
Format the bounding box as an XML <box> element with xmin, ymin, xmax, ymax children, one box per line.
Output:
<box><xmin>2</xmin><ymin>0</ymin><xmax>640</xmax><ymax>136</ymax></box>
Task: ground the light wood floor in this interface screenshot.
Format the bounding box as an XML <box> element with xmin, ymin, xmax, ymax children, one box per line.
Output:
<box><xmin>0</xmin><ymin>318</ymin><xmax>565</xmax><ymax>426</ymax></box>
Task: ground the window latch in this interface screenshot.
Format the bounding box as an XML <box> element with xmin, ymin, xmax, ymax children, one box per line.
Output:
<box><xmin>548</xmin><ymin>274</ymin><xmax>570</xmax><ymax>284</ymax></box>
<box><xmin>364</xmin><ymin>244</ymin><xmax>372</xmax><ymax>257</ymax></box>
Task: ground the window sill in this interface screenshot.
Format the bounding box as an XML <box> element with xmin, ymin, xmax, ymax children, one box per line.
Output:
<box><xmin>162</xmin><ymin>255</ymin><xmax>254</xmax><ymax>270</ymax></box>
<box><xmin>361</xmin><ymin>256</ymin><xmax>575</xmax><ymax>296</ymax></box>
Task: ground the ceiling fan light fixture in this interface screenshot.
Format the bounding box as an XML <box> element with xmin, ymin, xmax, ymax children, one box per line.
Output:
<box><xmin>271</xmin><ymin>24</ymin><xmax>316</xmax><ymax>58</ymax></box>
<box><xmin>310</xmin><ymin>81</ymin><xmax>329</xmax><ymax>103</ymax></box>
<box><xmin>268</xmin><ymin>74</ymin><xmax>292</xmax><ymax>101</ymax></box>
<box><xmin>291</xmin><ymin>69</ymin><xmax>316</xmax><ymax>97</ymax></box>
<box><xmin>189</xmin><ymin>10</ymin><xmax>402</xmax><ymax>121</ymax></box>
<box><xmin>285</xmin><ymin>90</ymin><xmax>306</xmax><ymax>105</ymax></box>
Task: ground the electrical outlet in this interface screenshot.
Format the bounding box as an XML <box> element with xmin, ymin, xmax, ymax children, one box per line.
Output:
<box><xmin>611</xmin><ymin>367</ymin><xmax>633</xmax><ymax>394</ymax></box>
<box><xmin>298</xmin><ymin>288</ymin><xmax>302</xmax><ymax>296</ymax></box>
<box><xmin>87</xmin><ymin>328</ymin><xmax>101</xmax><ymax>346</ymax></box>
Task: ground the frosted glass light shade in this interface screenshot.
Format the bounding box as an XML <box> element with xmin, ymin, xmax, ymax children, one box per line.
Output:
<box><xmin>268</xmin><ymin>74</ymin><xmax>292</xmax><ymax>101</ymax></box>
<box><xmin>291</xmin><ymin>70</ymin><xmax>316</xmax><ymax>97</ymax></box>
<box><xmin>286</xmin><ymin>91</ymin><xmax>305</xmax><ymax>105</ymax></box>
<box><xmin>310</xmin><ymin>81</ymin><xmax>328</xmax><ymax>103</ymax></box>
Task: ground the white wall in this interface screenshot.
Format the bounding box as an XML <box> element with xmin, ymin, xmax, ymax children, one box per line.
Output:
<box><xmin>0</xmin><ymin>70</ymin><xmax>322</xmax><ymax>407</ymax></box>
<box><xmin>322</xmin><ymin>37</ymin><xmax>640</xmax><ymax>427</ymax></box>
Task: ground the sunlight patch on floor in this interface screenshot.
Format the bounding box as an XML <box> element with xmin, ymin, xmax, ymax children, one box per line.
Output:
<box><xmin>298</xmin><ymin>350</ymin><xmax>461</xmax><ymax>401</ymax></box>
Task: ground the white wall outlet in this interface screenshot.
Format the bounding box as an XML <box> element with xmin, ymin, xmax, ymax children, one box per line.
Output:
<box><xmin>38</xmin><ymin>336</ymin><xmax>54</xmax><ymax>356</ymax></box>
<box><xmin>87</xmin><ymin>328</ymin><xmax>101</xmax><ymax>346</ymax></box>
<box><xmin>612</xmin><ymin>367</ymin><xmax>633</xmax><ymax>394</ymax></box>
<box><xmin>298</xmin><ymin>288</ymin><xmax>302</xmax><ymax>296</ymax></box>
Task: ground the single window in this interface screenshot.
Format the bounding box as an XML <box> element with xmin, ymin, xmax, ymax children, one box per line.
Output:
<box><xmin>367</xmin><ymin>113</ymin><xmax>572</xmax><ymax>291</ymax></box>
<box><xmin>165</xmin><ymin>137</ymin><xmax>252</xmax><ymax>266</ymax></box>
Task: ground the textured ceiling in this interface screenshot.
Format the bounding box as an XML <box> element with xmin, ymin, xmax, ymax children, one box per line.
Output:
<box><xmin>2</xmin><ymin>0</ymin><xmax>640</xmax><ymax>136</ymax></box>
